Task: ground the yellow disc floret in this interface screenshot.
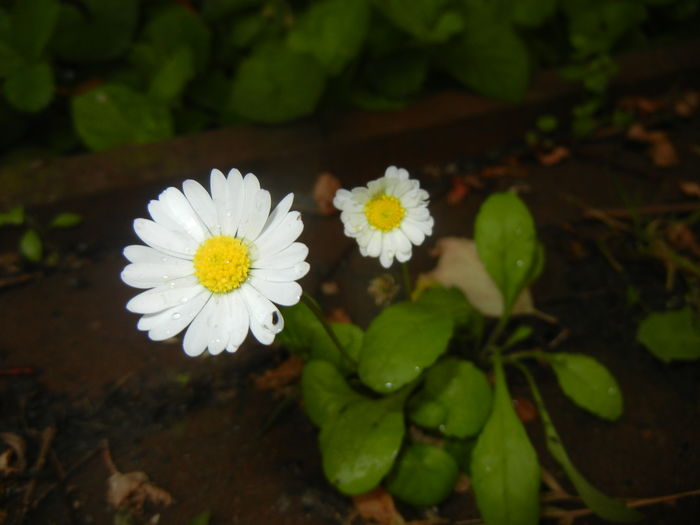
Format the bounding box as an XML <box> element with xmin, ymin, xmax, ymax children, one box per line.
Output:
<box><xmin>364</xmin><ymin>194</ymin><xmax>406</xmax><ymax>232</ymax></box>
<box><xmin>193</xmin><ymin>235</ymin><xmax>251</xmax><ymax>294</ymax></box>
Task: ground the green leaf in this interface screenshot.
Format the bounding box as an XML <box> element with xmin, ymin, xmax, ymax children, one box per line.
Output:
<box><xmin>148</xmin><ymin>47</ymin><xmax>195</xmax><ymax>104</ymax></box>
<box><xmin>142</xmin><ymin>6</ymin><xmax>211</xmax><ymax>74</ymax></box>
<box><xmin>49</xmin><ymin>212</ymin><xmax>82</xmax><ymax>229</ymax></box>
<box><xmin>0</xmin><ymin>205</ymin><xmax>24</xmax><ymax>226</ymax></box>
<box><xmin>358</xmin><ymin>301</ymin><xmax>453</xmax><ymax>393</ymax></box>
<box><xmin>510</xmin><ymin>0</ymin><xmax>556</xmax><ymax>27</ymax></box>
<box><xmin>229</xmin><ymin>42</ymin><xmax>326</xmax><ymax>123</ymax></box>
<box><xmin>0</xmin><ymin>41</ymin><xmax>23</xmax><ymax>78</ymax></box>
<box><xmin>4</xmin><ymin>61</ymin><xmax>54</xmax><ymax>113</ymax></box>
<box><xmin>202</xmin><ymin>0</ymin><xmax>265</xmax><ymax>21</ymax></box>
<box><xmin>409</xmin><ymin>358</ymin><xmax>492</xmax><ymax>437</ymax></box>
<box><xmin>519</xmin><ymin>364</ymin><xmax>643</xmax><ymax>522</ymax></box>
<box><xmin>51</xmin><ymin>0</ymin><xmax>139</xmax><ymax>62</ymax></box>
<box><xmin>503</xmin><ymin>325</ymin><xmax>533</xmax><ymax>349</ymax></box>
<box><xmin>474</xmin><ymin>192</ymin><xmax>539</xmax><ymax>315</ymax></box>
<box><xmin>440</xmin><ymin>15</ymin><xmax>529</xmax><ymax>102</ymax></box>
<box><xmin>319</xmin><ymin>397</ymin><xmax>404</xmax><ymax>495</ymax></box>
<box><xmin>72</xmin><ymin>84</ymin><xmax>173</xmax><ymax>151</ymax></box>
<box><xmin>548</xmin><ymin>353</ymin><xmax>623</xmax><ymax>421</ymax></box>
<box><xmin>20</xmin><ymin>228</ymin><xmax>42</xmax><ymax>262</ymax></box>
<box><xmin>189</xmin><ymin>510</ymin><xmax>211</xmax><ymax>525</ymax></box>
<box><xmin>471</xmin><ymin>356</ymin><xmax>540</xmax><ymax>525</ymax></box>
<box><xmin>386</xmin><ymin>444</ymin><xmax>459</xmax><ymax>506</ymax></box>
<box><xmin>444</xmin><ymin>437</ymin><xmax>478</xmax><ymax>475</ymax></box>
<box><xmin>415</xmin><ymin>285</ymin><xmax>483</xmax><ymax>337</ymax></box>
<box><xmin>373</xmin><ymin>0</ymin><xmax>463</xmax><ymax>43</ymax></box>
<box><xmin>8</xmin><ymin>0</ymin><xmax>59</xmax><ymax>59</ymax></box>
<box><xmin>637</xmin><ymin>308</ymin><xmax>700</xmax><ymax>362</ymax></box>
<box><xmin>365</xmin><ymin>52</ymin><xmax>428</xmax><ymax>101</ymax></box>
<box><xmin>536</xmin><ymin>114</ymin><xmax>558</xmax><ymax>133</ymax></box>
<box><xmin>301</xmin><ymin>360</ymin><xmax>366</xmax><ymax>427</ymax></box>
<box><xmin>288</xmin><ymin>0</ymin><xmax>369</xmax><ymax>75</ymax></box>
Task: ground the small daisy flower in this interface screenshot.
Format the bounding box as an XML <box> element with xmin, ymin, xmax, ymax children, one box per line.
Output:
<box><xmin>333</xmin><ymin>166</ymin><xmax>434</xmax><ymax>268</ymax></box>
<box><xmin>121</xmin><ymin>168</ymin><xmax>309</xmax><ymax>357</ymax></box>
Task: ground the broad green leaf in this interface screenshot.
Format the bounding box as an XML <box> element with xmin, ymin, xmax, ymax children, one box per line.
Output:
<box><xmin>637</xmin><ymin>308</ymin><xmax>700</xmax><ymax>362</ymax></box>
<box><xmin>510</xmin><ymin>0</ymin><xmax>556</xmax><ymax>27</ymax></box>
<box><xmin>439</xmin><ymin>15</ymin><xmax>529</xmax><ymax>102</ymax></box>
<box><xmin>277</xmin><ymin>301</ymin><xmax>318</xmax><ymax>355</ymax></box>
<box><xmin>320</xmin><ymin>397</ymin><xmax>404</xmax><ymax>495</ymax></box>
<box><xmin>189</xmin><ymin>510</ymin><xmax>211</xmax><ymax>525</ymax></box>
<box><xmin>20</xmin><ymin>229</ymin><xmax>42</xmax><ymax>262</ymax></box>
<box><xmin>51</xmin><ymin>0</ymin><xmax>139</xmax><ymax>62</ymax></box>
<box><xmin>444</xmin><ymin>437</ymin><xmax>478</xmax><ymax>475</ymax></box>
<box><xmin>548</xmin><ymin>353</ymin><xmax>622</xmax><ymax>421</ymax></box>
<box><xmin>503</xmin><ymin>325</ymin><xmax>533</xmax><ymax>349</ymax></box>
<box><xmin>520</xmin><ymin>364</ymin><xmax>643</xmax><ymax>522</ymax></box>
<box><xmin>471</xmin><ymin>357</ymin><xmax>539</xmax><ymax>525</ymax></box>
<box><xmin>202</xmin><ymin>0</ymin><xmax>265</xmax><ymax>21</ymax></box>
<box><xmin>229</xmin><ymin>42</ymin><xmax>326</xmax><ymax>123</ymax></box>
<box><xmin>8</xmin><ymin>0</ymin><xmax>59</xmax><ymax>59</ymax></box>
<box><xmin>372</xmin><ymin>0</ymin><xmax>463</xmax><ymax>43</ymax></box>
<box><xmin>49</xmin><ymin>212</ymin><xmax>82</xmax><ymax>229</ymax></box>
<box><xmin>474</xmin><ymin>192</ymin><xmax>538</xmax><ymax>316</ymax></box>
<box><xmin>5</xmin><ymin>61</ymin><xmax>54</xmax><ymax>113</ymax></box>
<box><xmin>148</xmin><ymin>47</ymin><xmax>195</xmax><ymax>104</ymax></box>
<box><xmin>386</xmin><ymin>444</ymin><xmax>459</xmax><ymax>506</ymax></box>
<box><xmin>0</xmin><ymin>41</ymin><xmax>23</xmax><ymax>78</ymax></box>
<box><xmin>409</xmin><ymin>358</ymin><xmax>492</xmax><ymax>437</ymax></box>
<box><xmin>301</xmin><ymin>360</ymin><xmax>366</xmax><ymax>427</ymax></box>
<box><xmin>365</xmin><ymin>52</ymin><xmax>428</xmax><ymax>99</ymax></box>
<box><xmin>224</xmin><ymin>14</ymin><xmax>266</xmax><ymax>51</ymax></box>
<box><xmin>0</xmin><ymin>205</ymin><xmax>24</xmax><ymax>226</ymax></box>
<box><xmin>188</xmin><ymin>71</ymin><xmax>232</xmax><ymax>113</ymax></box>
<box><xmin>359</xmin><ymin>301</ymin><xmax>453</xmax><ymax>393</ymax></box>
<box><xmin>288</xmin><ymin>0</ymin><xmax>369</xmax><ymax>75</ymax></box>
<box><xmin>414</xmin><ymin>285</ymin><xmax>483</xmax><ymax>337</ymax></box>
<box><xmin>72</xmin><ymin>84</ymin><xmax>173</xmax><ymax>151</ymax></box>
<box><xmin>142</xmin><ymin>6</ymin><xmax>211</xmax><ymax>74</ymax></box>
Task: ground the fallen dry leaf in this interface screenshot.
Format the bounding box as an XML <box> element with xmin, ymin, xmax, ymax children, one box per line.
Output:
<box><xmin>679</xmin><ymin>181</ymin><xmax>700</xmax><ymax>198</ymax></box>
<box><xmin>674</xmin><ymin>90</ymin><xmax>699</xmax><ymax>117</ymax></box>
<box><xmin>536</xmin><ymin>146</ymin><xmax>570</xmax><ymax>167</ymax></box>
<box><xmin>446</xmin><ymin>177</ymin><xmax>470</xmax><ymax>205</ymax></box>
<box><xmin>313</xmin><ymin>172</ymin><xmax>342</xmax><ymax>215</ymax></box>
<box><xmin>352</xmin><ymin>487</ymin><xmax>405</xmax><ymax>525</ymax></box>
<box><xmin>320</xmin><ymin>281</ymin><xmax>340</xmax><ymax>295</ymax></box>
<box><xmin>666</xmin><ymin>222</ymin><xmax>700</xmax><ymax>258</ymax></box>
<box><xmin>0</xmin><ymin>432</ymin><xmax>26</xmax><ymax>476</ymax></box>
<box><xmin>453</xmin><ymin>473</ymin><xmax>471</xmax><ymax>494</ymax></box>
<box><xmin>477</xmin><ymin>157</ymin><xmax>527</xmax><ymax>179</ymax></box>
<box><xmin>107</xmin><ymin>471</ymin><xmax>174</xmax><ymax>510</ymax></box>
<box><xmin>326</xmin><ymin>307</ymin><xmax>352</xmax><ymax>324</ymax></box>
<box><xmin>421</xmin><ymin>237</ymin><xmax>535</xmax><ymax>317</ymax></box>
<box><xmin>627</xmin><ymin>124</ymin><xmax>679</xmax><ymax>167</ymax></box>
<box><xmin>618</xmin><ymin>96</ymin><xmax>666</xmax><ymax>115</ymax></box>
<box><xmin>253</xmin><ymin>355</ymin><xmax>304</xmax><ymax>393</ymax></box>
<box><xmin>368</xmin><ymin>273</ymin><xmax>400</xmax><ymax>306</ymax></box>
<box><xmin>512</xmin><ymin>397</ymin><xmax>538</xmax><ymax>423</ymax></box>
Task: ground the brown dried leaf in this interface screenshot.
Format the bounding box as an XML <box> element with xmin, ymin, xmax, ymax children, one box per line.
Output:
<box><xmin>649</xmin><ymin>135</ymin><xmax>679</xmax><ymax>167</ymax></box>
<box><xmin>326</xmin><ymin>307</ymin><xmax>351</xmax><ymax>324</ymax></box>
<box><xmin>674</xmin><ymin>90</ymin><xmax>699</xmax><ymax>117</ymax></box>
<box><xmin>536</xmin><ymin>146</ymin><xmax>570</xmax><ymax>167</ymax></box>
<box><xmin>106</xmin><ymin>471</ymin><xmax>174</xmax><ymax>510</ymax></box>
<box><xmin>453</xmin><ymin>473</ymin><xmax>471</xmax><ymax>494</ymax></box>
<box><xmin>253</xmin><ymin>355</ymin><xmax>304</xmax><ymax>392</ymax></box>
<box><xmin>313</xmin><ymin>172</ymin><xmax>342</xmax><ymax>215</ymax></box>
<box><xmin>512</xmin><ymin>397</ymin><xmax>538</xmax><ymax>423</ymax></box>
<box><xmin>0</xmin><ymin>432</ymin><xmax>26</xmax><ymax>475</ymax></box>
<box><xmin>353</xmin><ymin>487</ymin><xmax>405</xmax><ymax>525</ymax></box>
<box><xmin>446</xmin><ymin>177</ymin><xmax>470</xmax><ymax>205</ymax></box>
<box><xmin>679</xmin><ymin>181</ymin><xmax>700</xmax><ymax>198</ymax></box>
<box><xmin>619</xmin><ymin>96</ymin><xmax>666</xmax><ymax>114</ymax></box>
<box><xmin>477</xmin><ymin>156</ymin><xmax>527</xmax><ymax>179</ymax></box>
<box><xmin>421</xmin><ymin>237</ymin><xmax>535</xmax><ymax>317</ymax></box>
<box><xmin>666</xmin><ymin>222</ymin><xmax>700</xmax><ymax>258</ymax></box>
<box><xmin>320</xmin><ymin>281</ymin><xmax>339</xmax><ymax>296</ymax></box>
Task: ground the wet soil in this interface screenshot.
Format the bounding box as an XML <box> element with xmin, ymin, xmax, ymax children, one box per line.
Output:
<box><xmin>2</xmin><ymin>79</ymin><xmax>700</xmax><ymax>524</ymax></box>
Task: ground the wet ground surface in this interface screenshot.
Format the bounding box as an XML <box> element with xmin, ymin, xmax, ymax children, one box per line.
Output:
<box><xmin>1</xmin><ymin>74</ymin><xmax>700</xmax><ymax>524</ymax></box>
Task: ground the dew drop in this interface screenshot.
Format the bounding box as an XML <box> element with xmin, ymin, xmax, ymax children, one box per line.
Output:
<box><xmin>485</xmin><ymin>466</ymin><xmax>492</xmax><ymax>473</ymax></box>
<box><xmin>607</xmin><ymin>387</ymin><xmax>616</xmax><ymax>395</ymax></box>
<box><xmin>172</xmin><ymin>312</ymin><xmax>182</xmax><ymax>320</ymax></box>
<box><xmin>384</xmin><ymin>382</ymin><xmax>394</xmax><ymax>390</ymax></box>
<box><xmin>515</xmin><ymin>260</ymin><xmax>525</xmax><ymax>267</ymax></box>
<box><xmin>161</xmin><ymin>257</ymin><xmax>169</xmax><ymax>263</ymax></box>
<box><xmin>162</xmin><ymin>274</ymin><xmax>170</xmax><ymax>280</ymax></box>
<box><xmin>180</xmin><ymin>296</ymin><xmax>189</xmax><ymax>304</ymax></box>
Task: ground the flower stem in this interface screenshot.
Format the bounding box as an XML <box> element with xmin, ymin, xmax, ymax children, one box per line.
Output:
<box><xmin>401</xmin><ymin>262</ymin><xmax>413</xmax><ymax>299</ymax></box>
<box><xmin>301</xmin><ymin>293</ymin><xmax>353</xmax><ymax>364</ymax></box>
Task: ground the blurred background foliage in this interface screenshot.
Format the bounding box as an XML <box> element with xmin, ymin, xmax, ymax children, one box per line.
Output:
<box><xmin>0</xmin><ymin>0</ymin><xmax>698</xmax><ymax>156</ymax></box>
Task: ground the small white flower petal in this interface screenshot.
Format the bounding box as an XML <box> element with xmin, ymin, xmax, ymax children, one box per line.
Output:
<box><xmin>250</xmin><ymin>261</ymin><xmax>310</xmax><ymax>282</ymax></box>
<box><xmin>133</xmin><ymin>218</ymin><xmax>198</xmax><ymax>258</ymax></box>
<box><xmin>159</xmin><ymin>187</ymin><xmax>209</xmax><ymax>242</ymax></box>
<box><xmin>248</xmin><ymin>277</ymin><xmax>302</xmax><ymax>306</ymax></box>
<box><xmin>148</xmin><ymin>200</ymin><xmax>181</xmax><ymax>231</ymax></box>
<box><xmin>123</xmin><ymin>245</ymin><xmax>190</xmax><ymax>265</ymax></box>
<box><xmin>254</xmin><ymin>211</ymin><xmax>303</xmax><ymax>258</ymax></box>
<box><xmin>121</xmin><ymin>263</ymin><xmax>194</xmax><ymax>289</ymax></box>
<box><xmin>332</xmin><ymin>188</ymin><xmax>352</xmax><ymax>210</ymax></box>
<box><xmin>260</xmin><ymin>193</ymin><xmax>294</xmax><ymax>237</ymax></box>
<box><xmin>253</xmin><ymin>242</ymin><xmax>308</xmax><ymax>270</ymax></box>
<box><xmin>233</xmin><ymin>173</ymin><xmax>260</xmax><ymax>237</ymax></box>
<box><xmin>140</xmin><ymin>291</ymin><xmax>211</xmax><ymax>341</ymax></box>
<box><xmin>237</xmin><ymin>188</ymin><xmax>271</xmax><ymax>241</ymax></box>
<box><xmin>126</xmin><ymin>275</ymin><xmax>204</xmax><ymax>314</ymax></box>
<box><xmin>183</xmin><ymin>179</ymin><xmax>219</xmax><ymax>235</ymax></box>
<box><xmin>366</xmin><ymin>230</ymin><xmax>382</xmax><ymax>257</ymax></box>
<box><xmin>400</xmin><ymin>220</ymin><xmax>426</xmax><ymax>245</ymax></box>
<box><xmin>225</xmin><ymin>292</ymin><xmax>249</xmax><ymax>352</ymax></box>
<box><xmin>241</xmin><ymin>283</ymin><xmax>284</xmax><ymax>345</ymax></box>
<box><xmin>182</xmin><ymin>309</ymin><xmax>210</xmax><ymax>357</ymax></box>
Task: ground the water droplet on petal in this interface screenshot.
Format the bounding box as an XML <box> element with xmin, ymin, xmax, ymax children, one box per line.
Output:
<box><xmin>180</xmin><ymin>296</ymin><xmax>189</xmax><ymax>304</ymax></box>
<box><xmin>172</xmin><ymin>312</ymin><xmax>182</xmax><ymax>320</ymax></box>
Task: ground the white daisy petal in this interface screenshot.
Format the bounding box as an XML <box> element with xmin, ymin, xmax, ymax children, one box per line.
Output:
<box><xmin>139</xmin><ymin>291</ymin><xmax>211</xmax><ymax>341</ymax></box>
<box><xmin>253</xmin><ymin>242</ymin><xmax>308</xmax><ymax>270</ymax></box>
<box><xmin>123</xmin><ymin>168</ymin><xmax>308</xmax><ymax>356</ymax></box>
<box><xmin>366</xmin><ymin>230</ymin><xmax>382</xmax><ymax>257</ymax></box>
<box><xmin>126</xmin><ymin>275</ymin><xmax>204</xmax><ymax>314</ymax></box>
<box><xmin>254</xmin><ymin>211</ymin><xmax>303</xmax><ymax>258</ymax></box>
<box><xmin>183</xmin><ymin>179</ymin><xmax>218</xmax><ymax>235</ymax></box>
<box><xmin>248</xmin><ymin>277</ymin><xmax>302</xmax><ymax>306</ymax></box>
<box><xmin>121</xmin><ymin>263</ymin><xmax>194</xmax><ymax>289</ymax></box>
<box><xmin>133</xmin><ymin>218</ymin><xmax>198</xmax><ymax>258</ymax></box>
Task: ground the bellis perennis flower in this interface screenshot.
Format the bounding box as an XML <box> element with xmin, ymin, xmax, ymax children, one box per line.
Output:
<box><xmin>333</xmin><ymin>166</ymin><xmax>434</xmax><ymax>268</ymax></box>
<box><xmin>121</xmin><ymin>168</ymin><xmax>309</xmax><ymax>357</ymax></box>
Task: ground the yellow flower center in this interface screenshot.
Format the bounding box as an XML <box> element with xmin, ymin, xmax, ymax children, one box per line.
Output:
<box><xmin>364</xmin><ymin>194</ymin><xmax>405</xmax><ymax>232</ymax></box>
<box><xmin>193</xmin><ymin>235</ymin><xmax>251</xmax><ymax>294</ymax></box>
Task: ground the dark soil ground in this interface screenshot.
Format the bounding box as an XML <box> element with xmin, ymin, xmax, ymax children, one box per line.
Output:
<box><xmin>1</xmin><ymin>72</ymin><xmax>700</xmax><ymax>525</ymax></box>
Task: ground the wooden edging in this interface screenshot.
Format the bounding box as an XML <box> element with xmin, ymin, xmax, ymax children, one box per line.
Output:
<box><xmin>1</xmin><ymin>39</ymin><xmax>699</xmax><ymax>209</ymax></box>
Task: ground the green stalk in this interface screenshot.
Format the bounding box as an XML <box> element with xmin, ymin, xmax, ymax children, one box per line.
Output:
<box><xmin>401</xmin><ymin>261</ymin><xmax>413</xmax><ymax>299</ymax></box>
<box><xmin>301</xmin><ymin>293</ymin><xmax>353</xmax><ymax>364</ymax></box>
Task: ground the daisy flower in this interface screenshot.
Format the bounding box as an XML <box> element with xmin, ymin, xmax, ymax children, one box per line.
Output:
<box><xmin>333</xmin><ymin>166</ymin><xmax>433</xmax><ymax>268</ymax></box>
<box><xmin>121</xmin><ymin>168</ymin><xmax>309</xmax><ymax>357</ymax></box>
